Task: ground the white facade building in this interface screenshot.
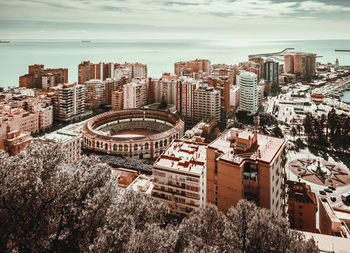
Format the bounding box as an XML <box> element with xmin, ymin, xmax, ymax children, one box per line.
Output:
<box><xmin>230</xmin><ymin>85</ymin><xmax>240</xmax><ymax>107</ymax></box>
<box><xmin>238</xmin><ymin>71</ymin><xmax>258</xmax><ymax>115</ymax></box>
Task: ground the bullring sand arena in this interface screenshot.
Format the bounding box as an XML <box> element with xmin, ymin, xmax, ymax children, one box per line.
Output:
<box><xmin>82</xmin><ymin>109</ymin><xmax>185</xmax><ymax>158</ymax></box>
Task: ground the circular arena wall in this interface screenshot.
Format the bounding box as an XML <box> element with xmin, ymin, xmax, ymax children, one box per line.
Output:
<box><xmin>82</xmin><ymin>109</ymin><xmax>185</xmax><ymax>159</ymax></box>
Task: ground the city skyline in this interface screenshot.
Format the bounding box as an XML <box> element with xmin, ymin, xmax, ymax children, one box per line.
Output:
<box><xmin>1</xmin><ymin>0</ymin><xmax>350</xmax><ymax>40</ymax></box>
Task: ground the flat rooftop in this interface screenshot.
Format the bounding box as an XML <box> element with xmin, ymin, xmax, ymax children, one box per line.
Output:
<box><xmin>301</xmin><ymin>231</ymin><xmax>350</xmax><ymax>253</ymax></box>
<box><xmin>154</xmin><ymin>140</ymin><xmax>207</xmax><ymax>176</ymax></box>
<box><xmin>40</xmin><ymin>121</ymin><xmax>86</xmax><ymax>143</ymax></box>
<box><xmin>209</xmin><ymin>128</ymin><xmax>286</xmax><ymax>165</ymax></box>
<box><xmin>40</xmin><ymin>131</ymin><xmax>78</xmax><ymax>143</ymax></box>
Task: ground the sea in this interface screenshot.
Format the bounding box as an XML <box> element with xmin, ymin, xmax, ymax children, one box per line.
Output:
<box><xmin>1</xmin><ymin>39</ymin><xmax>350</xmax><ymax>93</ymax></box>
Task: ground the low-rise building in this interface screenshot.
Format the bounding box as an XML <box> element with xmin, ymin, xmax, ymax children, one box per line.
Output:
<box><xmin>4</xmin><ymin>130</ymin><xmax>32</xmax><ymax>155</ymax></box>
<box><xmin>319</xmin><ymin>197</ymin><xmax>350</xmax><ymax>238</ymax></box>
<box><xmin>129</xmin><ymin>174</ymin><xmax>154</xmax><ymax>195</ymax></box>
<box><xmin>40</xmin><ymin>122</ymin><xmax>84</xmax><ymax>163</ymax></box>
<box><xmin>115</xmin><ymin>168</ymin><xmax>139</xmax><ymax>188</ymax></box>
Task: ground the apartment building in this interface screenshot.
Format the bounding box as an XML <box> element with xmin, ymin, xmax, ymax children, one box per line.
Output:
<box><xmin>194</xmin><ymin>86</ymin><xmax>221</xmax><ymax>123</ymax></box>
<box><xmin>238</xmin><ymin>61</ymin><xmax>261</xmax><ymax>82</ymax></box>
<box><xmin>85</xmin><ymin>79</ymin><xmax>106</xmax><ymax>110</ymax></box>
<box><xmin>230</xmin><ymin>86</ymin><xmax>240</xmax><ymax>108</ymax></box>
<box><xmin>174</xmin><ymin>59</ymin><xmax>210</xmax><ymax>77</ymax></box>
<box><xmin>176</xmin><ymin>76</ymin><xmax>198</xmax><ymax>121</ymax></box>
<box><xmin>264</xmin><ymin>60</ymin><xmax>279</xmax><ymax>89</ymax></box>
<box><xmin>207</xmin><ymin>128</ymin><xmax>287</xmax><ymax>216</ymax></box>
<box><xmin>287</xmin><ymin>180</ymin><xmax>317</xmax><ymax>232</ymax></box>
<box><xmin>49</xmin><ymin>83</ymin><xmax>85</xmax><ymax>121</ymax></box>
<box><xmin>111</xmin><ymin>89</ymin><xmax>123</xmax><ymax>110</ymax></box>
<box><xmin>78</xmin><ymin>61</ymin><xmax>120</xmax><ymax>84</ymax></box>
<box><xmin>152</xmin><ymin>140</ymin><xmax>207</xmax><ymax>216</ymax></box>
<box><xmin>104</xmin><ymin>78</ymin><xmax>121</xmax><ymax>105</ymax></box>
<box><xmin>284</xmin><ymin>53</ymin><xmax>316</xmax><ymax>78</ymax></box>
<box><xmin>123</xmin><ymin>78</ymin><xmax>148</xmax><ymax>109</ymax></box>
<box><xmin>209</xmin><ymin>77</ymin><xmax>231</xmax><ymax>116</ymax></box>
<box><xmin>238</xmin><ymin>71</ymin><xmax>258</xmax><ymax>115</ymax></box>
<box><xmin>19</xmin><ymin>64</ymin><xmax>68</xmax><ymax>89</ymax></box>
<box><xmin>114</xmin><ymin>62</ymin><xmax>147</xmax><ymax>83</ymax></box>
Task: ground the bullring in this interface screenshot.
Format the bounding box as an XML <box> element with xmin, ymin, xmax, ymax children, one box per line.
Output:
<box><xmin>82</xmin><ymin>109</ymin><xmax>184</xmax><ymax>159</ymax></box>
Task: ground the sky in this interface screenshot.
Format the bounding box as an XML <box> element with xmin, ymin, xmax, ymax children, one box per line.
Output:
<box><xmin>0</xmin><ymin>0</ymin><xmax>350</xmax><ymax>40</ymax></box>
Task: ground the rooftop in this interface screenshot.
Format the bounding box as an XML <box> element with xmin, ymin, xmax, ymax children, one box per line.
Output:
<box><xmin>154</xmin><ymin>140</ymin><xmax>207</xmax><ymax>176</ymax></box>
<box><xmin>301</xmin><ymin>231</ymin><xmax>350</xmax><ymax>253</ymax></box>
<box><xmin>128</xmin><ymin>174</ymin><xmax>153</xmax><ymax>195</ymax></box>
<box><xmin>40</xmin><ymin>121</ymin><xmax>85</xmax><ymax>143</ymax></box>
<box><xmin>287</xmin><ymin>180</ymin><xmax>316</xmax><ymax>204</ymax></box>
<box><xmin>208</xmin><ymin>128</ymin><xmax>286</xmax><ymax>165</ymax></box>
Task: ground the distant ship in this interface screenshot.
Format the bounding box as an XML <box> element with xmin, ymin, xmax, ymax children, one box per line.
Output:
<box><xmin>311</xmin><ymin>93</ymin><xmax>325</xmax><ymax>105</ymax></box>
<box><xmin>0</xmin><ymin>40</ymin><xmax>10</xmax><ymax>43</ymax></box>
<box><xmin>335</xmin><ymin>49</ymin><xmax>350</xmax><ymax>52</ymax></box>
<box><xmin>81</xmin><ymin>40</ymin><xmax>91</xmax><ymax>43</ymax></box>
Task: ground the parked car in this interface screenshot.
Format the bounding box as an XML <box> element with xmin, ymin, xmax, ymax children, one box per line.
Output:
<box><xmin>329</xmin><ymin>186</ymin><xmax>336</xmax><ymax>191</ymax></box>
<box><xmin>324</xmin><ymin>188</ymin><xmax>333</xmax><ymax>193</ymax></box>
<box><xmin>341</xmin><ymin>192</ymin><xmax>350</xmax><ymax>202</ymax></box>
<box><xmin>330</xmin><ymin>196</ymin><xmax>336</xmax><ymax>202</ymax></box>
<box><xmin>319</xmin><ymin>190</ymin><xmax>326</xmax><ymax>195</ymax></box>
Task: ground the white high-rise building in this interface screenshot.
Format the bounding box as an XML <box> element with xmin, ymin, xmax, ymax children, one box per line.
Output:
<box><xmin>123</xmin><ymin>78</ymin><xmax>147</xmax><ymax>109</ymax></box>
<box><xmin>238</xmin><ymin>71</ymin><xmax>258</xmax><ymax>115</ymax></box>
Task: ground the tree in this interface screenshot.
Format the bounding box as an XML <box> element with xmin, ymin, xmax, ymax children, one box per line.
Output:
<box><xmin>236</xmin><ymin>110</ymin><xmax>254</xmax><ymax>125</ymax></box>
<box><xmin>259</xmin><ymin>112</ymin><xmax>278</xmax><ymax>126</ymax></box>
<box><xmin>272</xmin><ymin>125</ymin><xmax>284</xmax><ymax>138</ymax></box>
<box><xmin>291</xmin><ymin>126</ymin><xmax>297</xmax><ymax>141</ymax></box>
<box><xmin>0</xmin><ymin>142</ymin><xmax>168</xmax><ymax>252</ymax></box>
<box><xmin>175</xmin><ymin>204</ymin><xmax>234</xmax><ymax>252</ymax></box>
<box><xmin>0</xmin><ymin>141</ymin><xmax>118</xmax><ymax>252</ymax></box>
<box><xmin>303</xmin><ymin>113</ymin><xmax>314</xmax><ymax>137</ymax></box>
<box><xmin>227</xmin><ymin>200</ymin><xmax>257</xmax><ymax>252</ymax></box>
<box><xmin>91</xmin><ymin>190</ymin><xmax>171</xmax><ymax>253</ymax></box>
<box><xmin>227</xmin><ymin>200</ymin><xmax>319</xmax><ymax>253</ymax></box>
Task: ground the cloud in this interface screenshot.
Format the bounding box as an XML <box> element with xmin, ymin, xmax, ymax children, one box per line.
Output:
<box><xmin>163</xmin><ymin>1</ymin><xmax>200</xmax><ymax>6</ymax></box>
<box><xmin>20</xmin><ymin>0</ymin><xmax>80</xmax><ymax>9</ymax></box>
<box><xmin>0</xmin><ymin>0</ymin><xmax>349</xmax><ymax>39</ymax></box>
<box><xmin>99</xmin><ymin>5</ymin><xmax>129</xmax><ymax>12</ymax></box>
